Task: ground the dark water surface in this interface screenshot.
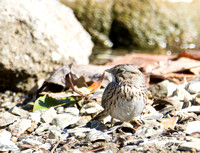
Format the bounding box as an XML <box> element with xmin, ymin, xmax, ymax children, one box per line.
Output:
<box><xmin>89</xmin><ymin>48</ymin><xmax>177</xmax><ymax>65</ymax></box>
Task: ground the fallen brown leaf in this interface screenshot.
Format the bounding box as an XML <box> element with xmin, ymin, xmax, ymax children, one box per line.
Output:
<box><xmin>178</xmin><ymin>50</ymin><xmax>200</xmax><ymax>60</ymax></box>
<box><xmin>161</xmin><ymin>117</ymin><xmax>178</xmax><ymax>130</ymax></box>
<box><xmin>88</xmin><ymin>71</ymin><xmax>105</xmax><ymax>93</ymax></box>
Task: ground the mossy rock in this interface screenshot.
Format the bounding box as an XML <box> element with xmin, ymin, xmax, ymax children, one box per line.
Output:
<box><xmin>111</xmin><ymin>0</ymin><xmax>198</xmax><ymax>50</ymax></box>
<box><xmin>61</xmin><ymin>0</ymin><xmax>114</xmax><ymax>48</ymax></box>
<box><xmin>61</xmin><ymin>0</ymin><xmax>200</xmax><ymax>51</ymax></box>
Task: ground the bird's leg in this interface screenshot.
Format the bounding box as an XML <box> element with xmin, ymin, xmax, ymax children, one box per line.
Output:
<box><xmin>111</xmin><ymin>117</ymin><xmax>114</xmax><ymax>127</ymax></box>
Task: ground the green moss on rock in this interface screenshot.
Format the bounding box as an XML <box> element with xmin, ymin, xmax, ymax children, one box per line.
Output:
<box><xmin>61</xmin><ymin>0</ymin><xmax>113</xmax><ymax>48</ymax></box>
<box><xmin>111</xmin><ymin>0</ymin><xmax>198</xmax><ymax>50</ymax></box>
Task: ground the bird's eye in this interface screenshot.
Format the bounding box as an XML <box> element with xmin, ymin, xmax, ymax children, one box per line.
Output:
<box><xmin>118</xmin><ymin>69</ymin><xmax>125</xmax><ymax>73</ymax></box>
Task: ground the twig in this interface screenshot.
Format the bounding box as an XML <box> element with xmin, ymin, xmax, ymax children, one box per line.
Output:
<box><xmin>65</xmin><ymin>63</ymin><xmax>90</xmax><ymax>99</ymax></box>
<box><xmin>82</xmin><ymin>146</ymin><xmax>106</xmax><ymax>153</ymax></box>
<box><xmin>51</xmin><ymin>141</ymin><xmax>60</xmax><ymax>153</ymax></box>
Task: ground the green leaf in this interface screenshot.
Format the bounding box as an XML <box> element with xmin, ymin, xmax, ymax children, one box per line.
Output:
<box><xmin>33</xmin><ymin>94</ymin><xmax>79</xmax><ymax>112</ymax></box>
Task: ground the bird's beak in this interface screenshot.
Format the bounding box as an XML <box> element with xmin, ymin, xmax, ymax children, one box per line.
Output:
<box><xmin>105</xmin><ymin>67</ymin><xmax>113</xmax><ymax>73</ymax></box>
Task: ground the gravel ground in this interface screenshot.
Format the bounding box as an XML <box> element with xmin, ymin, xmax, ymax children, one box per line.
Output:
<box><xmin>0</xmin><ymin>80</ymin><xmax>200</xmax><ymax>152</ymax></box>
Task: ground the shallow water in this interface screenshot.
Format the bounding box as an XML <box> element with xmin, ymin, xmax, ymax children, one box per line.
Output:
<box><xmin>89</xmin><ymin>48</ymin><xmax>177</xmax><ymax>65</ymax></box>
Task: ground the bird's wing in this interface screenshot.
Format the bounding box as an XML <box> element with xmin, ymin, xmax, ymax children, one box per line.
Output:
<box><xmin>101</xmin><ymin>82</ymin><xmax>118</xmax><ymax>109</ymax></box>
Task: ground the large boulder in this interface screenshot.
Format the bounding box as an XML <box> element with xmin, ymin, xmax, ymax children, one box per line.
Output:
<box><xmin>61</xmin><ymin>0</ymin><xmax>200</xmax><ymax>51</ymax></box>
<box><xmin>61</xmin><ymin>0</ymin><xmax>114</xmax><ymax>48</ymax></box>
<box><xmin>0</xmin><ymin>0</ymin><xmax>93</xmax><ymax>92</ymax></box>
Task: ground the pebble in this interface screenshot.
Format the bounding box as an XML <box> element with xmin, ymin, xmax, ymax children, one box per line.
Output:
<box><xmin>86</xmin><ymin>130</ymin><xmax>112</xmax><ymax>142</ymax></box>
<box><xmin>68</xmin><ymin>127</ymin><xmax>91</xmax><ymax>138</ymax></box>
<box><xmin>185</xmin><ymin>121</ymin><xmax>200</xmax><ymax>134</ymax></box>
<box><xmin>185</xmin><ymin>80</ymin><xmax>200</xmax><ymax>94</ymax></box>
<box><xmin>8</xmin><ymin>119</ymin><xmax>31</xmax><ymax>136</ymax></box>
<box><xmin>80</xmin><ymin>102</ymin><xmax>103</xmax><ymax>115</ymax></box>
<box><xmin>90</xmin><ymin>120</ymin><xmax>108</xmax><ymax>131</ymax></box>
<box><xmin>0</xmin><ymin>112</ymin><xmax>18</xmax><ymax>127</ymax></box>
<box><xmin>41</xmin><ymin>107</ymin><xmax>57</xmax><ymax>123</ymax></box>
<box><xmin>9</xmin><ymin>106</ymin><xmax>29</xmax><ymax>117</ymax></box>
<box><xmin>48</xmin><ymin>126</ymin><xmax>62</xmax><ymax>139</ymax></box>
<box><xmin>29</xmin><ymin>111</ymin><xmax>41</xmax><ymax>123</ymax></box>
<box><xmin>173</xmin><ymin>87</ymin><xmax>193</xmax><ymax>102</ymax></box>
<box><xmin>0</xmin><ymin>130</ymin><xmax>19</xmax><ymax>151</ymax></box>
<box><xmin>179</xmin><ymin>137</ymin><xmax>200</xmax><ymax>151</ymax></box>
<box><xmin>35</xmin><ymin>123</ymin><xmax>50</xmax><ymax>134</ymax></box>
<box><xmin>136</xmin><ymin>120</ymin><xmax>164</xmax><ymax>138</ymax></box>
<box><xmin>52</xmin><ymin>112</ymin><xmax>80</xmax><ymax>129</ymax></box>
<box><xmin>64</xmin><ymin>107</ymin><xmax>79</xmax><ymax>116</ymax></box>
<box><xmin>56</xmin><ymin>106</ymin><xmax>64</xmax><ymax>114</ymax></box>
<box><xmin>149</xmin><ymin>80</ymin><xmax>177</xmax><ymax>98</ymax></box>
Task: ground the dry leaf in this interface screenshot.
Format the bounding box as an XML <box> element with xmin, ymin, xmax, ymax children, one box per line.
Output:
<box><xmin>161</xmin><ymin>117</ymin><xmax>178</xmax><ymax>130</ymax></box>
<box><xmin>88</xmin><ymin>71</ymin><xmax>105</xmax><ymax>93</ymax></box>
<box><xmin>178</xmin><ymin>50</ymin><xmax>200</xmax><ymax>60</ymax></box>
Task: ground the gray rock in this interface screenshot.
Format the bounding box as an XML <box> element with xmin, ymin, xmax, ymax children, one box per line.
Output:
<box><xmin>0</xmin><ymin>130</ymin><xmax>19</xmax><ymax>151</ymax></box>
<box><xmin>64</xmin><ymin>107</ymin><xmax>79</xmax><ymax>116</ymax></box>
<box><xmin>56</xmin><ymin>106</ymin><xmax>64</xmax><ymax>114</ymax></box>
<box><xmin>52</xmin><ymin>112</ymin><xmax>80</xmax><ymax>129</ymax></box>
<box><xmin>21</xmin><ymin>149</ymin><xmax>34</xmax><ymax>153</ymax></box>
<box><xmin>86</xmin><ymin>130</ymin><xmax>112</xmax><ymax>142</ymax></box>
<box><xmin>41</xmin><ymin>107</ymin><xmax>57</xmax><ymax>123</ymax></box>
<box><xmin>35</xmin><ymin>123</ymin><xmax>50</xmax><ymax>134</ymax></box>
<box><xmin>8</xmin><ymin>119</ymin><xmax>31</xmax><ymax>136</ymax></box>
<box><xmin>22</xmin><ymin>138</ymin><xmax>43</xmax><ymax>146</ymax></box>
<box><xmin>90</xmin><ymin>120</ymin><xmax>108</xmax><ymax>131</ymax></box>
<box><xmin>9</xmin><ymin>106</ymin><xmax>29</xmax><ymax>117</ymax></box>
<box><xmin>80</xmin><ymin>102</ymin><xmax>104</xmax><ymax>115</ymax></box>
<box><xmin>29</xmin><ymin>111</ymin><xmax>41</xmax><ymax>123</ymax></box>
<box><xmin>0</xmin><ymin>0</ymin><xmax>93</xmax><ymax>91</ymax></box>
<box><xmin>185</xmin><ymin>80</ymin><xmax>200</xmax><ymax>94</ymax></box>
<box><xmin>0</xmin><ymin>112</ymin><xmax>18</xmax><ymax>127</ymax></box>
<box><xmin>136</xmin><ymin>120</ymin><xmax>164</xmax><ymax>138</ymax></box>
<box><xmin>68</xmin><ymin>127</ymin><xmax>91</xmax><ymax>139</ymax></box>
<box><xmin>185</xmin><ymin>121</ymin><xmax>200</xmax><ymax>134</ymax></box>
<box><xmin>149</xmin><ymin>80</ymin><xmax>177</xmax><ymax>98</ymax></box>
<box><xmin>48</xmin><ymin>126</ymin><xmax>62</xmax><ymax>139</ymax></box>
<box><xmin>179</xmin><ymin>137</ymin><xmax>200</xmax><ymax>151</ymax></box>
<box><xmin>173</xmin><ymin>86</ymin><xmax>193</xmax><ymax>102</ymax></box>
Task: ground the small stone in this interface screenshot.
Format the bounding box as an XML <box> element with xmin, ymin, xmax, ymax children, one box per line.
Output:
<box><xmin>8</xmin><ymin>119</ymin><xmax>31</xmax><ymax>136</ymax></box>
<box><xmin>136</xmin><ymin>120</ymin><xmax>164</xmax><ymax>138</ymax></box>
<box><xmin>90</xmin><ymin>120</ymin><xmax>108</xmax><ymax>131</ymax></box>
<box><xmin>9</xmin><ymin>106</ymin><xmax>29</xmax><ymax>117</ymax></box>
<box><xmin>80</xmin><ymin>102</ymin><xmax>103</xmax><ymax>115</ymax></box>
<box><xmin>0</xmin><ymin>112</ymin><xmax>18</xmax><ymax>127</ymax></box>
<box><xmin>52</xmin><ymin>113</ymin><xmax>80</xmax><ymax>129</ymax></box>
<box><xmin>0</xmin><ymin>130</ymin><xmax>19</xmax><ymax>151</ymax></box>
<box><xmin>194</xmin><ymin>93</ymin><xmax>200</xmax><ymax>105</ymax></box>
<box><xmin>173</xmin><ymin>86</ymin><xmax>193</xmax><ymax>102</ymax></box>
<box><xmin>21</xmin><ymin>149</ymin><xmax>34</xmax><ymax>153</ymax></box>
<box><xmin>48</xmin><ymin>126</ymin><xmax>61</xmax><ymax>139</ymax></box>
<box><xmin>22</xmin><ymin>138</ymin><xmax>43</xmax><ymax>146</ymax></box>
<box><xmin>185</xmin><ymin>80</ymin><xmax>200</xmax><ymax>94</ymax></box>
<box><xmin>185</xmin><ymin>121</ymin><xmax>200</xmax><ymax>134</ymax></box>
<box><xmin>76</xmin><ymin>115</ymin><xmax>92</xmax><ymax>126</ymax></box>
<box><xmin>35</xmin><ymin>123</ymin><xmax>50</xmax><ymax>134</ymax></box>
<box><xmin>179</xmin><ymin>137</ymin><xmax>200</xmax><ymax>151</ymax></box>
<box><xmin>86</xmin><ymin>130</ymin><xmax>112</xmax><ymax>142</ymax></box>
<box><xmin>56</xmin><ymin>106</ymin><xmax>64</xmax><ymax>114</ymax></box>
<box><xmin>29</xmin><ymin>111</ymin><xmax>41</xmax><ymax>123</ymax></box>
<box><xmin>64</xmin><ymin>107</ymin><xmax>79</xmax><ymax>116</ymax></box>
<box><xmin>68</xmin><ymin>127</ymin><xmax>91</xmax><ymax>139</ymax></box>
<box><xmin>149</xmin><ymin>80</ymin><xmax>177</xmax><ymax>98</ymax></box>
<box><xmin>41</xmin><ymin>107</ymin><xmax>57</xmax><ymax>123</ymax></box>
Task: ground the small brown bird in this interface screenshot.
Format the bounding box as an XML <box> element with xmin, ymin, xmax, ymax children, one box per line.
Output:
<box><xmin>92</xmin><ymin>64</ymin><xmax>148</xmax><ymax>126</ymax></box>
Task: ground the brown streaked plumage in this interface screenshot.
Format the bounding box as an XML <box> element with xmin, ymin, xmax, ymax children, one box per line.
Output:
<box><xmin>92</xmin><ymin>64</ymin><xmax>148</xmax><ymax>126</ymax></box>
